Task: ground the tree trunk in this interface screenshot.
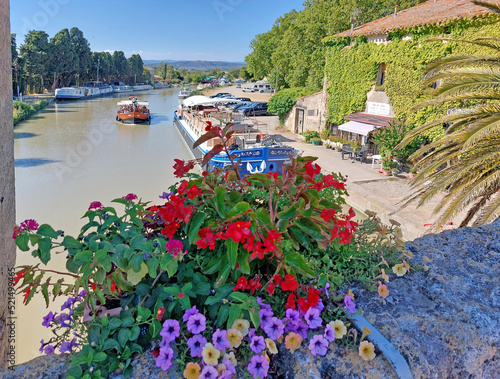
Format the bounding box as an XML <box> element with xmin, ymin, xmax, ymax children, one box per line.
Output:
<box><xmin>0</xmin><ymin>0</ymin><xmax>17</xmax><ymax>369</ymax></box>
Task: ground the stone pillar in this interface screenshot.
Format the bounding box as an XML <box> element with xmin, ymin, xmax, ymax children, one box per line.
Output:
<box><xmin>0</xmin><ymin>0</ymin><xmax>16</xmax><ymax>370</ymax></box>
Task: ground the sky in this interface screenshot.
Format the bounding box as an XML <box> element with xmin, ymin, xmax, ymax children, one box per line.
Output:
<box><xmin>10</xmin><ymin>0</ymin><xmax>305</xmax><ymax>62</ymax></box>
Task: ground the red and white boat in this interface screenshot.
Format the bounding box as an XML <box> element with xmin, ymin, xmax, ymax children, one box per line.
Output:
<box><xmin>116</xmin><ymin>96</ymin><xmax>151</xmax><ymax>124</ymax></box>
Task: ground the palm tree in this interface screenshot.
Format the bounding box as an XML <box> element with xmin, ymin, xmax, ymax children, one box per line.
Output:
<box><xmin>399</xmin><ymin>1</ymin><xmax>500</xmax><ymax>228</ymax></box>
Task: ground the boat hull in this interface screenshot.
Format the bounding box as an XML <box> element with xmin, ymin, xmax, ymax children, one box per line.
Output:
<box><xmin>173</xmin><ymin>111</ymin><xmax>295</xmax><ymax>175</ymax></box>
<box><xmin>116</xmin><ymin>112</ymin><xmax>151</xmax><ymax>125</ymax></box>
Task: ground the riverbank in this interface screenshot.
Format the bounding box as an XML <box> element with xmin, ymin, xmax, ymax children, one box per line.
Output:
<box><xmin>13</xmin><ymin>98</ymin><xmax>53</xmax><ymax>126</ymax></box>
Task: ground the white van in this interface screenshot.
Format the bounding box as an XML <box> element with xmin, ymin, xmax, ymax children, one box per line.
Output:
<box><xmin>251</xmin><ymin>82</ymin><xmax>273</xmax><ymax>93</ymax></box>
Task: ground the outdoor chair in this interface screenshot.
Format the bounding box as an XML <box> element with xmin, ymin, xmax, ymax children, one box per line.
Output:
<box><xmin>341</xmin><ymin>146</ymin><xmax>353</xmax><ymax>160</ymax></box>
<box><xmin>353</xmin><ymin>149</ymin><xmax>369</xmax><ymax>164</ymax></box>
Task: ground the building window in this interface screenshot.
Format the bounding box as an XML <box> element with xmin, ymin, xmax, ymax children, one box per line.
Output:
<box><xmin>376</xmin><ymin>63</ymin><xmax>386</xmax><ymax>86</ymax></box>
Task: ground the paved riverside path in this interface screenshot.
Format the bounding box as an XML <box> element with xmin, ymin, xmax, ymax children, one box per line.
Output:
<box><xmin>254</xmin><ymin>116</ymin><xmax>461</xmax><ymax>241</ymax></box>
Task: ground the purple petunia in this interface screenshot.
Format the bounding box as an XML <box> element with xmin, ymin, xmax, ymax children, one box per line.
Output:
<box><xmin>314</xmin><ymin>299</ymin><xmax>325</xmax><ymax>312</ymax></box>
<box><xmin>263</xmin><ymin>317</ymin><xmax>284</xmax><ymax>341</ymax></box>
<box><xmin>212</xmin><ymin>328</ymin><xmax>230</xmax><ymax>351</ymax></box>
<box><xmin>60</xmin><ymin>338</ymin><xmax>78</xmax><ymax>353</ymax></box>
<box><xmin>324</xmin><ymin>324</ymin><xmax>336</xmax><ymax>342</ymax></box>
<box><xmin>259</xmin><ymin>308</ymin><xmax>274</xmax><ymax>327</ymax></box>
<box><xmin>199</xmin><ymin>365</ymin><xmax>218</xmax><ymax>379</ymax></box>
<box><xmin>54</xmin><ymin>312</ymin><xmax>72</xmax><ymax>328</ymax></box>
<box><xmin>159</xmin><ymin>191</ymin><xmax>173</xmax><ymax>200</ymax></box>
<box><xmin>183</xmin><ymin>305</ymin><xmax>200</xmax><ymax>323</ymax></box>
<box><xmin>187</xmin><ymin>312</ymin><xmax>206</xmax><ymax>334</ymax></box>
<box><xmin>285</xmin><ymin>309</ymin><xmax>300</xmax><ymax>324</ymax></box>
<box><xmin>248</xmin><ymin>328</ymin><xmax>257</xmax><ymax>339</ymax></box>
<box><xmin>156</xmin><ymin>346</ymin><xmax>174</xmax><ymax>371</ymax></box>
<box><xmin>42</xmin><ymin>311</ymin><xmax>55</xmax><ymax>328</ymax></box>
<box><xmin>44</xmin><ymin>345</ymin><xmax>55</xmax><ymax>355</ymax></box>
<box><xmin>187</xmin><ymin>334</ymin><xmax>207</xmax><ymax>358</ymax></box>
<box><xmin>247</xmin><ymin>354</ymin><xmax>269</xmax><ymax>379</ymax></box>
<box><xmin>160</xmin><ymin>319</ymin><xmax>180</xmax><ymax>343</ymax></box>
<box><xmin>249</xmin><ymin>335</ymin><xmax>266</xmax><ymax>354</ymax></box>
<box><xmin>304</xmin><ymin>307</ymin><xmax>322</xmax><ymax>330</ymax></box>
<box><xmin>295</xmin><ymin>320</ymin><xmax>309</xmax><ymax>340</ymax></box>
<box><xmin>308</xmin><ymin>334</ymin><xmax>329</xmax><ymax>356</ymax></box>
<box><xmin>61</xmin><ymin>297</ymin><xmax>77</xmax><ymax>311</ymax></box>
<box><xmin>257</xmin><ymin>297</ymin><xmax>272</xmax><ymax>312</ymax></box>
<box><xmin>344</xmin><ymin>295</ymin><xmax>356</xmax><ymax>314</ymax></box>
<box><xmin>78</xmin><ymin>290</ymin><xmax>87</xmax><ymax>298</ymax></box>
<box><xmin>323</xmin><ymin>282</ymin><xmax>330</xmax><ymax>299</ymax></box>
<box><xmin>222</xmin><ymin>359</ymin><xmax>237</xmax><ymax>374</ymax></box>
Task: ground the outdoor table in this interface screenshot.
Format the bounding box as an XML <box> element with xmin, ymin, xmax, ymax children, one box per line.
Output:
<box><xmin>371</xmin><ymin>154</ymin><xmax>382</xmax><ymax>169</ymax></box>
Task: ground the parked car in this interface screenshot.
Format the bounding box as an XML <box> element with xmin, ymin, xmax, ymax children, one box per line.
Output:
<box><xmin>229</xmin><ymin>102</ymin><xmax>251</xmax><ymax>111</ymax></box>
<box><xmin>242</xmin><ymin>87</ymin><xmax>255</xmax><ymax>93</ymax></box>
<box><xmin>234</xmin><ymin>97</ymin><xmax>251</xmax><ymax>102</ymax></box>
<box><xmin>238</xmin><ymin>102</ymin><xmax>268</xmax><ymax>116</ymax></box>
<box><xmin>236</xmin><ymin>83</ymin><xmax>241</xmax><ymax>88</ymax></box>
<box><xmin>210</xmin><ymin>92</ymin><xmax>233</xmax><ymax>98</ymax></box>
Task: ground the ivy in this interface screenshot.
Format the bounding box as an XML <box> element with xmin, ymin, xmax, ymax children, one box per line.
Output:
<box><xmin>267</xmin><ymin>87</ymin><xmax>317</xmax><ymax>124</ymax></box>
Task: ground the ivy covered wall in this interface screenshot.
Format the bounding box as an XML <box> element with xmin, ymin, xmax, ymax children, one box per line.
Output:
<box><xmin>323</xmin><ymin>14</ymin><xmax>500</xmax><ymax>140</ymax></box>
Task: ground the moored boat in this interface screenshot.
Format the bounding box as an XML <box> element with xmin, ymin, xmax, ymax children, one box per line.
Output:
<box><xmin>174</xmin><ymin>96</ymin><xmax>297</xmax><ymax>176</ymax></box>
<box><xmin>178</xmin><ymin>87</ymin><xmax>191</xmax><ymax>98</ymax></box>
<box><xmin>55</xmin><ymin>87</ymin><xmax>86</xmax><ymax>99</ymax></box>
<box><xmin>116</xmin><ymin>96</ymin><xmax>151</xmax><ymax>125</ymax></box>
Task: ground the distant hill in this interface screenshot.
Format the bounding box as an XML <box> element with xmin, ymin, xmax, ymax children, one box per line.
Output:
<box><xmin>143</xmin><ymin>60</ymin><xmax>246</xmax><ymax>71</ymax></box>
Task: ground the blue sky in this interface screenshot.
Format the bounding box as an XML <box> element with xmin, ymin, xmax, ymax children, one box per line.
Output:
<box><xmin>10</xmin><ymin>0</ymin><xmax>305</xmax><ymax>62</ymax></box>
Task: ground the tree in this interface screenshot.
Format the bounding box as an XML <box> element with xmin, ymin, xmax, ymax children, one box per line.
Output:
<box><xmin>20</xmin><ymin>30</ymin><xmax>50</xmax><ymax>93</ymax></box>
<box><xmin>92</xmin><ymin>52</ymin><xmax>115</xmax><ymax>82</ymax></box>
<box><xmin>70</xmin><ymin>27</ymin><xmax>92</xmax><ymax>84</ymax></box>
<box><xmin>128</xmin><ymin>54</ymin><xmax>144</xmax><ymax>83</ymax></box>
<box><xmin>112</xmin><ymin>51</ymin><xmax>128</xmax><ymax>82</ymax></box>
<box><xmin>399</xmin><ymin>1</ymin><xmax>500</xmax><ymax>228</ymax></box>
<box><xmin>49</xmin><ymin>28</ymin><xmax>79</xmax><ymax>88</ymax></box>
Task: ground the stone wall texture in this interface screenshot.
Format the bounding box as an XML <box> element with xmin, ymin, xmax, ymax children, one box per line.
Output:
<box><xmin>0</xmin><ymin>0</ymin><xmax>16</xmax><ymax>370</ymax></box>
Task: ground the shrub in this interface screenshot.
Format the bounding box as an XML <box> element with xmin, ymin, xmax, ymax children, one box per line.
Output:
<box><xmin>301</xmin><ymin>131</ymin><xmax>320</xmax><ymax>143</ymax></box>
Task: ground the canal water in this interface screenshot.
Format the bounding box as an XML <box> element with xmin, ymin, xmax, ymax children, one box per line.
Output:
<box><xmin>14</xmin><ymin>87</ymin><xmax>193</xmax><ymax>363</ymax></box>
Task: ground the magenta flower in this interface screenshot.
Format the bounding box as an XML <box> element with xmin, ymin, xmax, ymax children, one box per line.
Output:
<box><xmin>247</xmin><ymin>354</ymin><xmax>269</xmax><ymax>379</ymax></box>
<box><xmin>344</xmin><ymin>295</ymin><xmax>356</xmax><ymax>314</ymax></box>
<box><xmin>166</xmin><ymin>239</ymin><xmax>183</xmax><ymax>254</ymax></box>
<box><xmin>60</xmin><ymin>338</ymin><xmax>78</xmax><ymax>353</ymax></box>
<box><xmin>156</xmin><ymin>346</ymin><xmax>174</xmax><ymax>371</ymax></box>
<box><xmin>42</xmin><ymin>311</ymin><xmax>55</xmax><ymax>328</ymax></box>
<box><xmin>88</xmin><ymin>201</ymin><xmax>104</xmax><ymax>210</ymax></box>
<box><xmin>304</xmin><ymin>308</ymin><xmax>322</xmax><ymax>330</ymax></box>
<box><xmin>183</xmin><ymin>305</ymin><xmax>200</xmax><ymax>323</ymax></box>
<box><xmin>160</xmin><ymin>319</ymin><xmax>180</xmax><ymax>343</ymax></box>
<box><xmin>308</xmin><ymin>334</ymin><xmax>329</xmax><ymax>356</ymax></box>
<box><xmin>324</xmin><ymin>324</ymin><xmax>336</xmax><ymax>342</ymax></box>
<box><xmin>249</xmin><ymin>335</ymin><xmax>266</xmax><ymax>354</ymax></box>
<box><xmin>187</xmin><ymin>334</ymin><xmax>207</xmax><ymax>358</ymax></box>
<box><xmin>20</xmin><ymin>219</ymin><xmax>39</xmax><ymax>231</ymax></box>
<box><xmin>263</xmin><ymin>317</ymin><xmax>284</xmax><ymax>341</ymax></box>
<box><xmin>259</xmin><ymin>308</ymin><xmax>274</xmax><ymax>327</ymax></box>
<box><xmin>122</xmin><ymin>193</ymin><xmax>137</xmax><ymax>201</ymax></box>
<box><xmin>199</xmin><ymin>365</ymin><xmax>218</xmax><ymax>379</ymax></box>
<box><xmin>187</xmin><ymin>313</ymin><xmax>206</xmax><ymax>334</ymax></box>
<box><xmin>212</xmin><ymin>328</ymin><xmax>230</xmax><ymax>350</ymax></box>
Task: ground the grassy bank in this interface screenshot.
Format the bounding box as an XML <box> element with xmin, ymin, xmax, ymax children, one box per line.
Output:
<box><xmin>13</xmin><ymin>99</ymin><xmax>49</xmax><ymax>126</ymax></box>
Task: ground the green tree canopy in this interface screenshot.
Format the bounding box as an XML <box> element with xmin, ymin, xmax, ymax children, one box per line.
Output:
<box><xmin>70</xmin><ymin>27</ymin><xmax>92</xmax><ymax>83</ymax></box>
<box><xmin>20</xmin><ymin>30</ymin><xmax>50</xmax><ymax>92</ymax></box>
<box><xmin>112</xmin><ymin>51</ymin><xmax>129</xmax><ymax>82</ymax></box>
<box><xmin>49</xmin><ymin>28</ymin><xmax>79</xmax><ymax>88</ymax></box>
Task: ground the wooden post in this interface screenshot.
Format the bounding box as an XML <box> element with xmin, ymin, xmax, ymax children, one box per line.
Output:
<box><xmin>0</xmin><ymin>0</ymin><xmax>16</xmax><ymax>370</ymax></box>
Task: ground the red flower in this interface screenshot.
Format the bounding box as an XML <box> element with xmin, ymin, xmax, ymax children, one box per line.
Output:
<box><xmin>281</xmin><ymin>275</ymin><xmax>299</xmax><ymax>292</ymax></box>
<box><xmin>22</xmin><ymin>287</ymin><xmax>31</xmax><ymax>304</ymax></box>
<box><xmin>178</xmin><ymin>292</ymin><xmax>185</xmax><ymax>299</ymax></box>
<box><xmin>311</xmin><ymin>181</ymin><xmax>324</xmax><ymax>191</ymax></box>
<box><xmin>151</xmin><ymin>347</ymin><xmax>160</xmax><ymax>358</ymax></box>
<box><xmin>285</xmin><ymin>293</ymin><xmax>296</xmax><ymax>310</ymax></box>
<box><xmin>12</xmin><ymin>225</ymin><xmax>20</xmax><ymax>240</ymax></box>
<box><xmin>173</xmin><ymin>159</ymin><xmax>195</xmax><ymax>178</ymax></box>
<box><xmin>13</xmin><ymin>269</ymin><xmax>27</xmax><ymax>286</ymax></box>
<box><xmin>266</xmin><ymin>282</ymin><xmax>275</xmax><ymax>296</ymax></box>
<box><xmin>205</xmin><ymin>121</ymin><xmax>213</xmax><ymax>131</ymax></box>
<box><xmin>234</xmin><ymin>276</ymin><xmax>248</xmax><ymax>292</ymax></box>
<box><xmin>197</xmin><ymin>227</ymin><xmax>218</xmax><ymax>250</ymax></box>
<box><xmin>297</xmin><ymin>297</ymin><xmax>310</xmax><ymax>313</ymax></box>
<box><xmin>321</xmin><ymin>208</ymin><xmax>337</xmax><ymax>222</ymax></box>
<box><xmin>247</xmin><ymin>278</ymin><xmax>262</xmax><ymax>295</ymax></box>
<box><xmin>156</xmin><ymin>306</ymin><xmax>165</xmax><ymax>321</ymax></box>
<box><xmin>110</xmin><ymin>281</ymin><xmax>117</xmax><ymax>293</ymax></box>
<box><xmin>177</xmin><ymin>180</ymin><xmax>189</xmax><ymax>195</ymax></box>
<box><xmin>273</xmin><ymin>275</ymin><xmax>282</xmax><ymax>284</ymax></box>
<box><xmin>225</xmin><ymin>221</ymin><xmax>252</xmax><ymax>244</ymax></box>
<box><xmin>307</xmin><ymin>287</ymin><xmax>321</xmax><ymax>308</ymax></box>
<box><xmin>305</xmin><ymin>162</ymin><xmax>321</xmax><ymax>178</ymax></box>
<box><xmin>91</xmin><ymin>283</ymin><xmax>96</xmax><ymax>291</ymax></box>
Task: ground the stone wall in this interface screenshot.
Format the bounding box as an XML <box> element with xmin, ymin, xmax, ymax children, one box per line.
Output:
<box><xmin>285</xmin><ymin>92</ymin><xmax>327</xmax><ymax>134</ymax></box>
<box><xmin>0</xmin><ymin>0</ymin><xmax>16</xmax><ymax>370</ymax></box>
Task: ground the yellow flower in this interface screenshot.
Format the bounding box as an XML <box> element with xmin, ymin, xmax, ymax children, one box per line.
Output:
<box><xmin>216</xmin><ymin>363</ymin><xmax>227</xmax><ymax>376</ymax></box>
<box><xmin>392</xmin><ymin>263</ymin><xmax>407</xmax><ymax>277</ymax></box>
<box><xmin>223</xmin><ymin>351</ymin><xmax>237</xmax><ymax>367</ymax></box>
<box><xmin>265</xmin><ymin>338</ymin><xmax>278</xmax><ymax>354</ymax></box>
<box><xmin>377</xmin><ymin>284</ymin><xmax>389</xmax><ymax>299</ymax></box>
<box><xmin>360</xmin><ymin>326</ymin><xmax>372</xmax><ymax>341</ymax></box>
<box><xmin>379</xmin><ymin>268</ymin><xmax>389</xmax><ymax>283</ymax></box>
<box><xmin>359</xmin><ymin>340</ymin><xmax>376</xmax><ymax>361</ymax></box>
<box><xmin>329</xmin><ymin>320</ymin><xmax>347</xmax><ymax>339</ymax></box>
<box><xmin>183</xmin><ymin>362</ymin><xmax>201</xmax><ymax>379</ymax></box>
<box><xmin>232</xmin><ymin>318</ymin><xmax>250</xmax><ymax>337</ymax></box>
<box><xmin>202</xmin><ymin>343</ymin><xmax>220</xmax><ymax>366</ymax></box>
<box><xmin>226</xmin><ymin>328</ymin><xmax>243</xmax><ymax>348</ymax></box>
<box><xmin>284</xmin><ymin>332</ymin><xmax>303</xmax><ymax>353</ymax></box>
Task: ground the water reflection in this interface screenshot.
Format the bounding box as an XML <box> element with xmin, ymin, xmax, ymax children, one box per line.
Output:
<box><xmin>14</xmin><ymin>87</ymin><xmax>191</xmax><ymax>363</ymax></box>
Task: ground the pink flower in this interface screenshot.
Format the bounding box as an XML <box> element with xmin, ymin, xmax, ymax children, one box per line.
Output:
<box><xmin>122</xmin><ymin>193</ymin><xmax>137</xmax><ymax>201</ymax></box>
<box><xmin>88</xmin><ymin>201</ymin><xmax>104</xmax><ymax>210</ymax></box>
<box><xmin>20</xmin><ymin>219</ymin><xmax>39</xmax><ymax>231</ymax></box>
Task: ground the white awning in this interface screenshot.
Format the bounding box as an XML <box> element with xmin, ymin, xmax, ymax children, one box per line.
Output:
<box><xmin>182</xmin><ymin>95</ymin><xmax>240</xmax><ymax>107</ymax></box>
<box><xmin>338</xmin><ymin>121</ymin><xmax>374</xmax><ymax>136</ymax></box>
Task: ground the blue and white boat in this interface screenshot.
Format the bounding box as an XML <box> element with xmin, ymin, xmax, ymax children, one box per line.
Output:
<box><xmin>174</xmin><ymin>95</ymin><xmax>297</xmax><ymax>176</ymax></box>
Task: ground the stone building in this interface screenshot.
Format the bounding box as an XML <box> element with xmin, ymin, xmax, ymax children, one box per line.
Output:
<box><xmin>284</xmin><ymin>91</ymin><xmax>327</xmax><ymax>134</ymax></box>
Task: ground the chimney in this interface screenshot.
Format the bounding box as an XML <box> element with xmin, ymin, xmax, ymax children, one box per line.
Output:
<box><xmin>394</xmin><ymin>5</ymin><xmax>398</xmax><ymax>17</ymax></box>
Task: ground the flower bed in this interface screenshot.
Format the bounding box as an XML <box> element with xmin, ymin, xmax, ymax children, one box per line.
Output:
<box><xmin>14</xmin><ymin>120</ymin><xmax>410</xmax><ymax>378</ymax></box>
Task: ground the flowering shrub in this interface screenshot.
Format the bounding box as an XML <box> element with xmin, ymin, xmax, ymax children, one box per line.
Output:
<box><xmin>13</xmin><ymin>120</ymin><xmax>411</xmax><ymax>378</ymax></box>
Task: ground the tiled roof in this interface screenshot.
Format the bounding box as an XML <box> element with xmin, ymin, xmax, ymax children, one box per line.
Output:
<box><xmin>344</xmin><ymin>112</ymin><xmax>393</xmax><ymax>127</ymax></box>
<box><xmin>334</xmin><ymin>0</ymin><xmax>500</xmax><ymax>38</ymax></box>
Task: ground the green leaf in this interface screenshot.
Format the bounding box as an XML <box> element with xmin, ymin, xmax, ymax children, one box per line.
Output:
<box><xmin>249</xmin><ymin>173</ymin><xmax>272</xmax><ymax>186</ymax></box>
<box><xmin>111</xmin><ymin>198</ymin><xmax>129</xmax><ymax>205</ymax></box>
<box><xmin>37</xmin><ymin>224</ymin><xmax>58</xmax><ymax>239</ymax></box>
<box><xmin>118</xmin><ymin>328</ymin><xmax>131</xmax><ymax>348</ymax></box>
<box><xmin>226</xmin><ymin>240</ymin><xmax>238</xmax><ymax>269</ymax></box>
<box><xmin>188</xmin><ymin>212</ymin><xmax>207</xmax><ymax>246</ymax></box>
<box><xmin>214</xmin><ymin>187</ymin><xmax>227</xmax><ymax>218</ymax></box>
<box><xmin>160</xmin><ymin>253</ymin><xmax>173</xmax><ymax>271</ymax></box>
<box><xmin>249</xmin><ymin>306</ymin><xmax>261</xmax><ymax>329</ymax></box>
<box><xmin>164</xmin><ymin>286</ymin><xmax>180</xmax><ymax>296</ymax></box>
<box><xmin>294</xmin><ymin>218</ymin><xmax>326</xmax><ymax>241</ymax></box>
<box><xmin>95</xmin><ymin>268</ymin><xmax>106</xmax><ymax>284</ymax></box>
<box><xmin>146</xmin><ymin>257</ymin><xmax>159</xmax><ymax>278</ymax></box>
<box><xmin>178</xmin><ymin>295</ymin><xmax>191</xmax><ymax>310</ymax></box>
<box><xmin>41</xmin><ymin>282</ymin><xmax>49</xmax><ymax>307</ymax></box>
<box><xmin>129</xmin><ymin>326</ymin><xmax>140</xmax><ymax>341</ymax></box>
<box><xmin>181</xmin><ymin>282</ymin><xmax>193</xmax><ymax>293</ymax></box>
<box><xmin>255</xmin><ymin>208</ymin><xmax>271</xmax><ymax>225</ymax></box>
<box><xmin>74</xmin><ymin>250</ymin><xmax>93</xmax><ymax>263</ymax></box>
<box><xmin>61</xmin><ymin>236</ymin><xmax>82</xmax><ymax>249</ymax></box>
<box><xmin>126</xmin><ymin>263</ymin><xmax>148</xmax><ymax>286</ymax></box>
<box><xmin>202</xmin><ymin>256</ymin><xmax>222</xmax><ymax>275</ymax></box>
<box><xmin>215</xmin><ymin>265</ymin><xmax>231</xmax><ymax>288</ymax></box>
<box><xmin>216</xmin><ymin>305</ymin><xmax>229</xmax><ymax>328</ymax></box>
<box><xmin>284</xmin><ymin>252</ymin><xmax>315</xmax><ymax>277</ymax></box>
<box><xmin>130</xmin><ymin>254</ymin><xmax>144</xmax><ymax>272</ymax></box>
<box><xmin>230</xmin><ymin>292</ymin><xmax>248</xmax><ymax>303</ymax></box>
<box><xmin>194</xmin><ymin>282</ymin><xmax>211</xmax><ymax>296</ymax></box>
<box><xmin>38</xmin><ymin>237</ymin><xmax>52</xmax><ymax>264</ymax></box>
<box><xmin>109</xmin><ymin>317</ymin><xmax>123</xmax><ymax>330</ymax></box>
<box><xmin>226</xmin><ymin>201</ymin><xmax>251</xmax><ymax>218</ymax></box>
<box><xmin>137</xmin><ymin>306</ymin><xmax>151</xmax><ymax>322</ymax></box>
<box><xmin>15</xmin><ymin>234</ymin><xmax>30</xmax><ymax>251</ymax></box>
<box><xmin>92</xmin><ymin>352</ymin><xmax>107</xmax><ymax>362</ymax></box>
<box><xmin>228</xmin><ymin>190</ymin><xmax>243</xmax><ymax>204</ymax></box>
<box><xmin>277</xmin><ymin>206</ymin><xmax>298</xmax><ymax>220</ymax></box>
<box><xmin>102</xmin><ymin>338</ymin><xmax>121</xmax><ymax>352</ymax></box>
<box><xmin>227</xmin><ymin>304</ymin><xmax>241</xmax><ymax>330</ymax></box>
<box><xmin>236</xmin><ymin>250</ymin><xmax>250</xmax><ymax>275</ymax></box>
<box><xmin>166</xmin><ymin>260</ymin><xmax>178</xmax><ymax>278</ymax></box>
